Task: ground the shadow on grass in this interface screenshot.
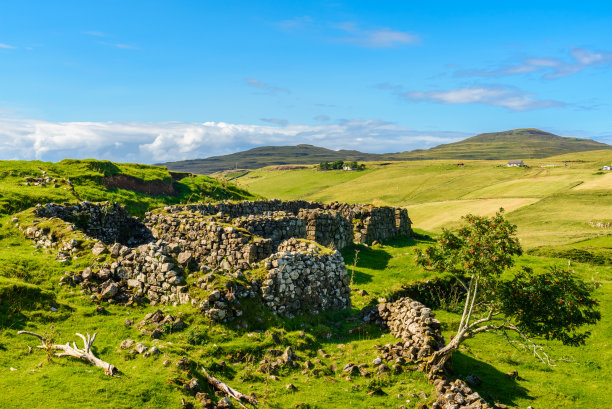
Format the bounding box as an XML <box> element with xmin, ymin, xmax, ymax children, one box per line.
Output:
<box><xmin>451</xmin><ymin>352</ymin><xmax>533</xmax><ymax>407</ymax></box>
<box><xmin>351</xmin><ymin>270</ymin><xmax>373</xmax><ymax>285</ymax></box>
<box><xmin>342</xmin><ymin>244</ymin><xmax>392</xmax><ymax>271</ymax></box>
<box><xmin>380</xmin><ymin>236</ymin><xmax>421</xmax><ymax>248</ymax></box>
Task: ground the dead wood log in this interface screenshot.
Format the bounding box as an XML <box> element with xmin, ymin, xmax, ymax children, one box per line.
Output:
<box><xmin>17</xmin><ymin>330</ymin><xmax>118</xmax><ymax>376</ymax></box>
<box><xmin>202</xmin><ymin>368</ymin><xmax>258</xmax><ymax>407</ymax></box>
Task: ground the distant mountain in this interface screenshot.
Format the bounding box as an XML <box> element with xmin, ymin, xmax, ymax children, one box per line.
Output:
<box><xmin>400</xmin><ymin>128</ymin><xmax>611</xmax><ymax>160</ymax></box>
<box><xmin>158</xmin><ymin>129</ymin><xmax>611</xmax><ymax>174</ymax></box>
<box><xmin>158</xmin><ymin>144</ymin><xmax>401</xmax><ymax>174</ymax></box>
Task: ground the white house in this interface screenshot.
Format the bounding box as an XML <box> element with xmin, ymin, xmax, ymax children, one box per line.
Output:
<box><xmin>603</xmin><ymin>165</ymin><xmax>611</xmax><ymax>171</ymax></box>
<box><xmin>507</xmin><ymin>160</ymin><xmax>524</xmax><ymax>167</ymax></box>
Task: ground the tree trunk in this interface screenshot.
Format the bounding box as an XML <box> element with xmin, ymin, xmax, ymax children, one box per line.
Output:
<box><xmin>427</xmin><ymin>335</ymin><xmax>461</xmax><ymax>378</ymax></box>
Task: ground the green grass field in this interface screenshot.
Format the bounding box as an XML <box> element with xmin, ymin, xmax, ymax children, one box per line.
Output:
<box><xmin>0</xmin><ymin>159</ymin><xmax>256</xmax><ymax>216</ymax></box>
<box><xmin>1</xmin><ymin>155</ymin><xmax>611</xmax><ymax>408</ymax></box>
<box><xmin>236</xmin><ymin>150</ymin><xmax>612</xmax><ymax>249</ymax></box>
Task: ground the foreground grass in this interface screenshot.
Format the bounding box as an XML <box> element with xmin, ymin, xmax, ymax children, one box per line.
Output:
<box><xmin>0</xmin><ymin>219</ymin><xmax>609</xmax><ymax>408</ymax></box>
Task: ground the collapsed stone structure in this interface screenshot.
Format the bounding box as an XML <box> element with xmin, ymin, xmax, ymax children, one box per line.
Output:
<box><xmin>364</xmin><ymin>297</ymin><xmax>493</xmax><ymax>409</ymax></box>
<box><xmin>157</xmin><ymin>199</ymin><xmax>412</xmax><ymax>249</ymax></box>
<box><xmin>34</xmin><ymin>201</ymin><xmax>152</xmax><ymax>245</ymax></box>
<box><xmin>262</xmin><ymin>239</ymin><xmax>351</xmax><ymax>317</ymax></box>
<box><xmin>364</xmin><ymin>297</ymin><xmax>445</xmax><ymax>362</ymax></box>
<box><xmin>25</xmin><ymin>199</ymin><xmax>412</xmax><ymax>319</ymax></box>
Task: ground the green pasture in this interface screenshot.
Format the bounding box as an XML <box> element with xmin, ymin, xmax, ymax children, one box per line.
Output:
<box><xmin>236</xmin><ymin>151</ymin><xmax>612</xmax><ymax>248</ymax></box>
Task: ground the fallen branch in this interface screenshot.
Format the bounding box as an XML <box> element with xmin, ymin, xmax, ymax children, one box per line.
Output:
<box><xmin>202</xmin><ymin>368</ymin><xmax>258</xmax><ymax>407</ymax></box>
<box><xmin>18</xmin><ymin>330</ymin><xmax>118</xmax><ymax>376</ymax></box>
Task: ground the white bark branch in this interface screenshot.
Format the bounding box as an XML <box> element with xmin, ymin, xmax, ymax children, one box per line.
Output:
<box><xmin>18</xmin><ymin>330</ymin><xmax>118</xmax><ymax>376</ymax></box>
<box><xmin>202</xmin><ymin>368</ymin><xmax>258</xmax><ymax>407</ymax></box>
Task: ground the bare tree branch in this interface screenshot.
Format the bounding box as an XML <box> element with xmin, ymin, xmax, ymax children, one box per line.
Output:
<box><xmin>18</xmin><ymin>330</ymin><xmax>118</xmax><ymax>376</ymax></box>
<box><xmin>202</xmin><ymin>368</ymin><xmax>258</xmax><ymax>407</ymax></box>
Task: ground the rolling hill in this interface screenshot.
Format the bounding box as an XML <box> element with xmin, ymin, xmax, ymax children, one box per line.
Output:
<box><xmin>234</xmin><ymin>149</ymin><xmax>612</xmax><ymax>249</ymax></box>
<box><xmin>157</xmin><ymin>144</ymin><xmax>401</xmax><ymax>174</ymax></box>
<box><xmin>402</xmin><ymin>128</ymin><xmax>611</xmax><ymax>160</ymax></box>
<box><xmin>0</xmin><ymin>159</ymin><xmax>255</xmax><ymax>216</ymax></box>
<box><xmin>158</xmin><ymin>129</ymin><xmax>611</xmax><ymax>174</ymax></box>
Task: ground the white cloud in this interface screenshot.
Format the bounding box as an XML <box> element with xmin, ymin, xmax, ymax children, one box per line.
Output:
<box><xmin>245</xmin><ymin>78</ymin><xmax>290</xmax><ymax>95</ymax></box>
<box><xmin>403</xmin><ymin>85</ymin><xmax>564</xmax><ymax>111</ymax></box>
<box><xmin>334</xmin><ymin>22</ymin><xmax>419</xmax><ymax>48</ymax></box>
<box><xmin>0</xmin><ymin>43</ymin><xmax>15</xmax><ymax>49</ymax></box>
<box><xmin>260</xmin><ymin>118</ymin><xmax>288</xmax><ymax>126</ymax></box>
<box><xmin>457</xmin><ymin>47</ymin><xmax>612</xmax><ymax>79</ymax></box>
<box><xmin>0</xmin><ymin>117</ymin><xmax>468</xmax><ymax>163</ymax></box>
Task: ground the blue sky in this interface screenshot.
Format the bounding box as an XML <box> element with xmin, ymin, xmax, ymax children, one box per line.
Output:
<box><xmin>1</xmin><ymin>1</ymin><xmax>611</xmax><ymax>162</ymax></box>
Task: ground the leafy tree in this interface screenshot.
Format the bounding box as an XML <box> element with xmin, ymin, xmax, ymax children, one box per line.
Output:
<box><xmin>415</xmin><ymin>210</ymin><xmax>601</xmax><ymax>377</ymax></box>
<box><xmin>331</xmin><ymin>160</ymin><xmax>344</xmax><ymax>170</ymax></box>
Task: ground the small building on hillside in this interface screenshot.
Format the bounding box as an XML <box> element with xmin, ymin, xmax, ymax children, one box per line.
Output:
<box><xmin>507</xmin><ymin>160</ymin><xmax>524</xmax><ymax>167</ymax></box>
<box><xmin>603</xmin><ymin>165</ymin><xmax>611</xmax><ymax>171</ymax></box>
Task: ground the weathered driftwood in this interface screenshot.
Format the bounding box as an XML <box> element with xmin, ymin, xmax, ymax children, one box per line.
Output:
<box><xmin>17</xmin><ymin>330</ymin><xmax>118</xmax><ymax>376</ymax></box>
<box><xmin>202</xmin><ymin>368</ymin><xmax>258</xmax><ymax>407</ymax></box>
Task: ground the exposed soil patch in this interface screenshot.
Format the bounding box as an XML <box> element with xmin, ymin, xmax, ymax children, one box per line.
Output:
<box><xmin>102</xmin><ymin>174</ymin><xmax>177</xmax><ymax>196</ymax></box>
<box><xmin>169</xmin><ymin>171</ymin><xmax>193</xmax><ymax>181</ymax></box>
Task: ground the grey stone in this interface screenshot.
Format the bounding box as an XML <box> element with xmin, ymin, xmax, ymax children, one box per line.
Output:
<box><xmin>92</xmin><ymin>243</ymin><xmax>108</xmax><ymax>256</ymax></box>
<box><xmin>177</xmin><ymin>251</ymin><xmax>193</xmax><ymax>265</ymax></box>
<box><xmin>101</xmin><ymin>282</ymin><xmax>119</xmax><ymax>299</ymax></box>
<box><xmin>120</xmin><ymin>339</ymin><xmax>134</xmax><ymax>349</ymax></box>
<box><xmin>134</xmin><ymin>343</ymin><xmax>148</xmax><ymax>354</ymax></box>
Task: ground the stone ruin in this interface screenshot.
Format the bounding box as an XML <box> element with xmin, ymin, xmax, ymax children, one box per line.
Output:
<box><xmin>25</xmin><ymin>200</ymin><xmax>499</xmax><ymax>408</ymax></box>
<box><xmin>363</xmin><ymin>297</ymin><xmax>445</xmax><ymax>363</ymax></box>
<box><xmin>262</xmin><ymin>238</ymin><xmax>351</xmax><ymax>317</ymax></box>
<box><xmin>363</xmin><ymin>297</ymin><xmax>493</xmax><ymax>409</ymax></box>
<box><xmin>24</xmin><ymin>199</ymin><xmax>412</xmax><ymax>320</ymax></box>
<box><xmin>33</xmin><ymin>201</ymin><xmax>153</xmax><ymax>245</ymax></box>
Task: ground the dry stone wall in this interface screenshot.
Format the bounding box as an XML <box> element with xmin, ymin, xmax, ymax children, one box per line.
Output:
<box><xmin>60</xmin><ymin>241</ymin><xmax>191</xmax><ymax>305</ymax></box>
<box><xmin>363</xmin><ymin>297</ymin><xmax>493</xmax><ymax>409</ymax></box>
<box><xmin>34</xmin><ymin>201</ymin><xmax>152</xmax><ymax>245</ymax></box>
<box><xmin>164</xmin><ymin>199</ymin><xmax>412</xmax><ymax>246</ymax></box>
<box><xmin>232</xmin><ymin>213</ymin><xmax>306</xmax><ymax>246</ymax></box>
<box><xmin>300</xmin><ymin>209</ymin><xmax>354</xmax><ymax>250</ymax></box>
<box><xmin>25</xmin><ymin>199</ymin><xmax>411</xmax><ymax>317</ymax></box>
<box><xmin>363</xmin><ymin>297</ymin><xmax>445</xmax><ymax>362</ymax></box>
<box><xmin>261</xmin><ymin>239</ymin><xmax>351</xmax><ymax>317</ymax></box>
<box><xmin>145</xmin><ymin>212</ymin><xmax>273</xmax><ymax>270</ymax></box>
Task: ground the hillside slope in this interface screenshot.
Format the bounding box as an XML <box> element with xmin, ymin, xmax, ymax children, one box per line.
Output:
<box><xmin>401</xmin><ymin>128</ymin><xmax>611</xmax><ymax>160</ymax></box>
<box><xmin>235</xmin><ymin>149</ymin><xmax>612</xmax><ymax>248</ymax></box>
<box><xmin>158</xmin><ymin>144</ymin><xmax>401</xmax><ymax>174</ymax></box>
<box><xmin>0</xmin><ymin>159</ymin><xmax>256</xmax><ymax>215</ymax></box>
<box><xmin>159</xmin><ymin>129</ymin><xmax>610</xmax><ymax>174</ymax></box>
